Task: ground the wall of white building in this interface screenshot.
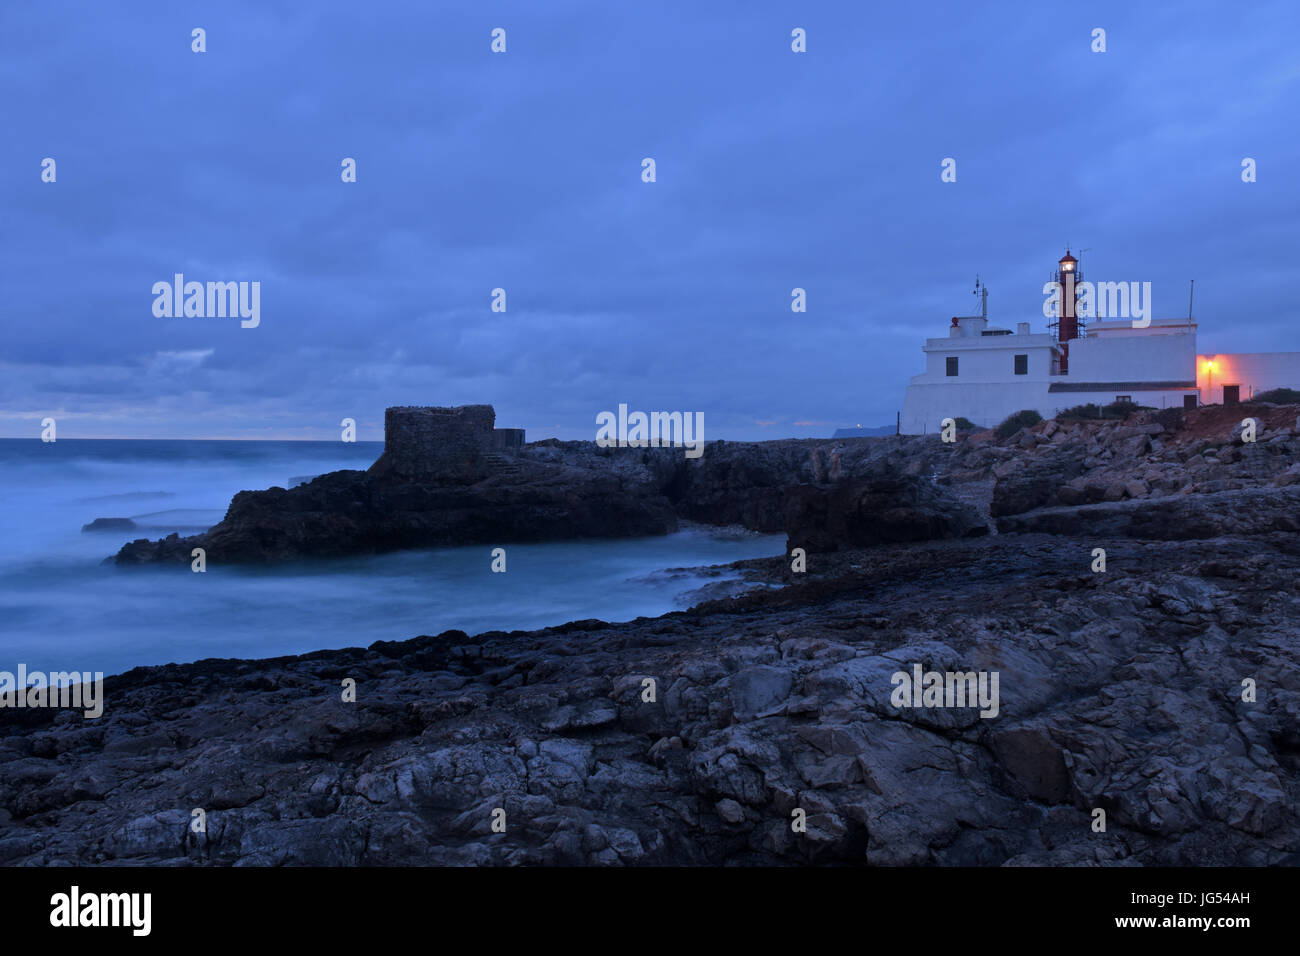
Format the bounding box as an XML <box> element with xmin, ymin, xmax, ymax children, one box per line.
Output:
<box><xmin>902</xmin><ymin>329</ymin><xmax>1058</xmax><ymax>432</ymax></box>
<box><xmin>901</xmin><ymin>380</ymin><xmax>1056</xmax><ymax>432</ymax></box>
<box><xmin>1197</xmin><ymin>352</ymin><xmax>1300</xmax><ymax>403</ymax></box>
<box><xmin>1087</xmin><ymin>318</ymin><xmax>1196</xmax><ymax>338</ymax></box>
<box><xmin>1068</xmin><ymin>330</ymin><xmax>1196</xmax><ymax>383</ymax></box>
<box><xmin>918</xmin><ymin>335</ymin><xmax>1058</xmax><ymax>382</ymax></box>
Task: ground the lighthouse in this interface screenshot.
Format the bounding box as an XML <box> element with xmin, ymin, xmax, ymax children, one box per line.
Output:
<box><xmin>898</xmin><ymin>249</ymin><xmax>1300</xmax><ymax>434</ymax></box>
<box><xmin>1049</xmin><ymin>250</ymin><xmax>1083</xmax><ymax>373</ymax></box>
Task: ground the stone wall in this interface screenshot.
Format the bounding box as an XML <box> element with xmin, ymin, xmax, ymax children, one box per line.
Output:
<box><xmin>370</xmin><ymin>405</ymin><xmax>497</xmax><ymax>481</ymax></box>
<box><xmin>492</xmin><ymin>428</ymin><xmax>526</xmax><ymax>452</ymax></box>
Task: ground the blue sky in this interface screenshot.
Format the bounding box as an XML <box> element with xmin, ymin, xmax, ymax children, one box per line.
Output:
<box><xmin>2</xmin><ymin>0</ymin><xmax>1296</xmax><ymax>440</ymax></box>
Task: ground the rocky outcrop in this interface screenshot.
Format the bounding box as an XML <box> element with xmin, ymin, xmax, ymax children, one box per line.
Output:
<box><xmin>112</xmin><ymin>402</ymin><xmax>1300</xmax><ymax>566</ymax></box>
<box><xmin>113</xmin><ymin>412</ymin><xmax>969</xmax><ymax>564</ymax></box>
<box><xmin>12</xmin><ymin>403</ymin><xmax>1300</xmax><ymax>866</ymax></box>
<box><xmin>983</xmin><ymin>405</ymin><xmax>1299</xmax><ymax>517</ymax></box>
<box><xmin>989</xmin><ymin>447</ymin><xmax>1089</xmax><ymax>516</ymax></box>
<box><xmin>116</xmin><ymin>463</ymin><xmax>679</xmax><ymax>564</ymax></box>
<box><xmin>784</xmin><ymin>477</ymin><xmax>987</xmax><ymax>553</ymax></box>
<box><xmin>519</xmin><ymin>436</ymin><xmax>957</xmax><ymax>534</ymax></box>
<box><xmin>6</xmin><ymin>532</ymin><xmax>1298</xmax><ymax>866</ymax></box>
<box><xmin>996</xmin><ymin>484</ymin><xmax>1300</xmax><ymax>538</ymax></box>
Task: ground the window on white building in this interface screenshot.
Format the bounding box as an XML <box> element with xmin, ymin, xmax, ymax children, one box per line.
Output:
<box><xmin>1115</xmin><ymin>395</ymin><xmax>1132</xmax><ymax>403</ymax></box>
<box><xmin>1014</xmin><ymin>354</ymin><xmax>1028</xmax><ymax>375</ymax></box>
<box><xmin>946</xmin><ymin>357</ymin><xmax>958</xmax><ymax>377</ymax></box>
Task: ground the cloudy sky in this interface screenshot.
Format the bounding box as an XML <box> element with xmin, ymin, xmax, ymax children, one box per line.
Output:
<box><xmin>2</xmin><ymin>0</ymin><xmax>1296</xmax><ymax>440</ymax></box>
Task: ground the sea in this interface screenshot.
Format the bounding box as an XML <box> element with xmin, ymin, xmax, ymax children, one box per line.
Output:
<box><xmin>0</xmin><ymin>439</ymin><xmax>784</xmax><ymax>677</ymax></box>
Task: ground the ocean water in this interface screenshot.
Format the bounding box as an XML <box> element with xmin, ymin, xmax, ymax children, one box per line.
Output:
<box><xmin>0</xmin><ymin>439</ymin><xmax>783</xmax><ymax>677</ymax></box>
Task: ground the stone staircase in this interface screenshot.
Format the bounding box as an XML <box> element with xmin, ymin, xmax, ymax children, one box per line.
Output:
<box><xmin>483</xmin><ymin>453</ymin><xmax>527</xmax><ymax>479</ymax></box>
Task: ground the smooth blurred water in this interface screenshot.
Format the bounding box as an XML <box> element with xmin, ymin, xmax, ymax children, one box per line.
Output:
<box><xmin>0</xmin><ymin>439</ymin><xmax>782</xmax><ymax>676</ymax></box>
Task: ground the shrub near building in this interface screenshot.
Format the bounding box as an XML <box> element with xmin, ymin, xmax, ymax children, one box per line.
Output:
<box><xmin>1246</xmin><ymin>387</ymin><xmax>1300</xmax><ymax>405</ymax></box>
<box><xmin>1057</xmin><ymin>400</ymin><xmax>1148</xmax><ymax>422</ymax></box>
<box><xmin>994</xmin><ymin>409</ymin><xmax>1042</xmax><ymax>439</ymax></box>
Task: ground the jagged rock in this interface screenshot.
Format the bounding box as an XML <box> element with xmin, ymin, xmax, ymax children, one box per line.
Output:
<box><xmin>785</xmin><ymin>478</ymin><xmax>987</xmax><ymax>553</ymax></box>
<box><xmin>992</xmin><ymin>727</ymin><xmax>1070</xmax><ymax>804</ymax></box>
<box><xmin>112</xmin><ymin>402</ymin><xmax>1300</xmax><ymax>565</ymax></box>
<box><xmin>715</xmin><ymin>798</ymin><xmax>746</xmax><ymax>824</ymax></box>
<box><xmin>996</xmin><ymin>485</ymin><xmax>1300</xmax><ymax>538</ymax></box>
<box><xmin>989</xmin><ymin>450</ymin><xmax>1088</xmax><ymax>516</ymax></box>
<box><xmin>6</xmin><ymin>530</ymin><xmax>1300</xmax><ymax>866</ymax></box>
<box><xmin>729</xmin><ymin>665</ymin><xmax>793</xmax><ymax>719</ymax></box>
<box><xmin>116</xmin><ymin>465</ymin><xmax>680</xmax><ymax>564</ymax></box>
<box><xmin>14</xmin><ymin>401</ymin><xmax>1296</xmax><ymax>867</ymax></box>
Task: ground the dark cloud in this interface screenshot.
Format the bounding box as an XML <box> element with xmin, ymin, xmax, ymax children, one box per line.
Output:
<box><xmin>1</xmin><ymin>0</ymin><xmax>1296</xmax><ymax>439</ymax></box>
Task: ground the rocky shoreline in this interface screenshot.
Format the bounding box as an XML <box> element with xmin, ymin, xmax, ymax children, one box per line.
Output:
<box><xmin>3</xmin><ymin>404</ymin><xmax>1299</xmax><ymax>865</ymax></box>
<box><xmin>111</xmin><ymin>403</ymin><xmax>1300</xmax><ymax>567</ymax></box>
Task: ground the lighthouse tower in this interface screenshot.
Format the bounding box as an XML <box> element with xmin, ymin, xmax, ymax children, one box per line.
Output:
<box><xmin>1048</xmin><ymin>250</ymin><xmax>1084</xmax><ymax>373</ymax></box>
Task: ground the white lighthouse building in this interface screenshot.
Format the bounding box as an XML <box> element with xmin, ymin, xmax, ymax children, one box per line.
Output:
<box><xmin>900</xmin><ymin>252</ymin><xmax>1300</xmax><ymax>434</ymax></box>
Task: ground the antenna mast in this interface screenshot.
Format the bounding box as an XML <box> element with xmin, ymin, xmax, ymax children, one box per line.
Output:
<box><xmin>1188</xmin><ymin>279</ymin><xmax>1195</xmax><ymax>319</ymax></box>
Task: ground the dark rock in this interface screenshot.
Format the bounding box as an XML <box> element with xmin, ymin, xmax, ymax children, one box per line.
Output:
<box><xmin>728</xmin><ymin>665</ymin><xmax>793</xmax><ymax>719</ymax></box>
<box><xmin>18</xmin><ymin>401</ymin><xmax>1300</xmax><ymax>866</ymax></box>
<box><xmin>6</xmin><ymin>530</ymin><xmax>1300</xmax><ymax>866</ymax></box>
<box><xmin>989</xmin><ymin>449</ymin><xmax>1087</xmax><ymax>517</ymax></box>
<box><xmin>113</xmin><ymin>404</ymin><xmax>976</xmax><ymax>564</ymax></box>
<box><xmin>992</xmin><ymin>726</ymin><xmax>1071</xmax><ymax>803</ymax></box>
<box><xmin>785</xmin><ymin>477</ymin><xmax>987</xmax><ymax>553</ymax></box>
<box><xmin>116</xmin><ymin>466</ymin><xmax>680</xmax><ymax>564</ymax></box>
<box><xmin>996</xmin><ymin>485</ymin><xmax>1300</xmax><ymax>539</ymax></box>
<box><xmin>81</xmin><ymin>517</ymin><xmax>137</xmax><ymax>533</ymax></box>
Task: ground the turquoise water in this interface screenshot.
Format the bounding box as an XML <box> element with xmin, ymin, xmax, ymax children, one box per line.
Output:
<box><xmin>0</xmin><ymin>439</ymin><xmax>782</xmax><ymax>676</ymax></box>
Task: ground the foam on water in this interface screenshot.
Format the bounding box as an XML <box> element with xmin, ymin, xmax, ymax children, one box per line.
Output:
<box><xmin>0</xmin><ymin>439</ymin><xmax>782</xmax><ymax>676</ymax></box>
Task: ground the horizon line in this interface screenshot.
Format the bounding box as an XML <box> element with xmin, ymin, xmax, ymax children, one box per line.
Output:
<box><xmin>0</xmin><ymin>435</ymin><xmax>387</xmax><ymax>443</ymax></box>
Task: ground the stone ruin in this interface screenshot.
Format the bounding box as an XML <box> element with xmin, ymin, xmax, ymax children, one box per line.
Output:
<box><xmin>369</xmin><ymin>405</ymin><xmax>525</xmax><ymax>481</ymax></box>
